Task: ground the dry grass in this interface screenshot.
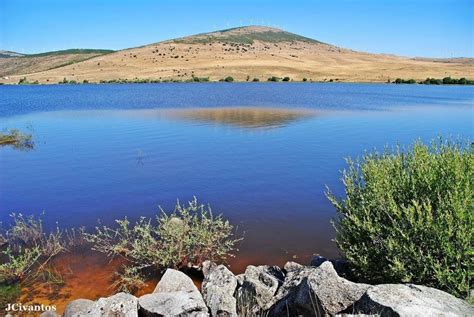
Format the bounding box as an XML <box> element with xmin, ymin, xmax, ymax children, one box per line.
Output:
<box><xmin>1</xmin><ymin>26</ymin><xmax>472</xmax><ymax>84</ymax></box>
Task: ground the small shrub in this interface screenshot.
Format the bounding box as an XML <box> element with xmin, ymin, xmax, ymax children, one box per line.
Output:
<box><xmin>83</xmin><ymin>79</ymin><xmax>89</xmax><ymax>84</ymax></box>
<box><xmin>267</xmin><ymin>76</ymin><xmax>280</xmax><ymax>82</ymax></box>
<box><xmin>302</xmin><ymin>78</ymin><xmax>308</xmax><ymax>82</ymax></box>
<box><xmin>224</xmin><ymin>76</ymin><xmax>234</xmax><ymax>82</ymax></box>
<box><xmin>327</xmin><ymin>139</ymin><xmax>473</xmax><ymax>298</ymax></box>
<box><xmin>84</xmin><ymin>197</ymin><xmax>240</xmax><ymax>289</ymax></box>
<box><xmin>252</xmin><ymin>78</ymin><xmax>260</xmax><ymax>82</ymax></box>
<box><xmin>282</xmin><ymin>76</ymin><xmax>290</xmax><ymax>82</ymax></box>
<box><xmin>0</xmin><ymin>247</ymin><xmax>41</xmax><ymax>284</ymax></box>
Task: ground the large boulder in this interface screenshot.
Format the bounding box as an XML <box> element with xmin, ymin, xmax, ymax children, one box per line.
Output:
<box><xmin>63</xmin><ymin>299</ymin><xmax>95</xmax><ymax>317</ymax></box>
<box><xmin>353</xmin><ymin>284</ymin><xmax>474</xmax><ymax>316</ymax></box>
<box><xmin>269</xmin><ymin>261</ymin><xmax>370</xmax><ymax>316</ymax></box>
<box><xmin>139</xmin><ymin>269</ymin><xmax>208</xmax><ymax>316</ymax></box>
<box><xmin>89</xmin><ymin>292</ymin><xmax>138</xmax><ymax>316</ymax></box>
<box><xmin>236</xmin><ymin>265</ymin><xmax>285</xmax><ymax>313</ymax></box>
<box><xmin>202</xmin><ymin>264</ymin><xmax>238</xmax><ymax>316</ymax></box>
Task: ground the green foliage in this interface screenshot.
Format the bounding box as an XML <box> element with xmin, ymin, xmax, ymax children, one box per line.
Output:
<box><xmin>0</xmin><ymin>247</ymin><xmax>41</xmax><ymax>284</ymax></box>
<box><xmin>267</xmin><ymin>76</ymin><xmax>280</xmax><ymax>82</ymax></box>
<box><xmin>174</xmin><ymin>28</ymin><xmax>322</xmax><ymax>45</ymax></box>
<box><xmin>252</xmin><ymin>78</ymin><xmax>260</xmax><ymax>82</ymax></box>
<box><xmin>25</xmin><ymin>49</ymin><xmax>114</xmax><ymax>58</ymax></box>
<box><xmin>223</xmin><ymin>76</ymin><xmax>234</xmax><ymax>82</ymax></box>
<box><xmin>0</xmin><ymin>284</ymin><xmax>20</xmax><ymax>311</ymax></box>
<box><xmin>302</xmin><ymin>78</ymin><xmax>308</xmax><ymax>82</ymax></box>
<box><xmin>394</xmin><ymin>77</ymin><xmax>474</xmax><ymax>85</ymax></box>
<box><xmin>18</xmin><ymin>77</ymin><xmax>28</xmax><ymax>85</ymax></box>
<box><xmin>282</xmin><ymin>76</ymin><xmax>291</xmax><ymax>82</ymax></box>
<box><xmin>394</xmin><ymin>78</ymin><xmax>416</xmax><ymax>84</ymax></box>
<box><xmin>84</xmin><ymin>197</ymin><xmax>240</xmax><ymax>290</ymax></box>
<box><xmin>327</xmin><ymin>139</ymin><xmax>473</xmax><ymax>298</ymax></box>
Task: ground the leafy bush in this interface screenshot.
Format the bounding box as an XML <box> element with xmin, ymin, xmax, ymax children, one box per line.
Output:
<box><xmin>327</xmin><ymin>139</ymin><xmax>473</xmax><ymax>298</ymax></box>
<box><xmin>252</xmin><ymin>78</ymin><xmax>260</xmax><ymax>82</ymax></box>
<box><xmin>224</xmin><ymin>76</ymin><xmax>234</xmax><ymax>82</ymax></box>
<box><xmin>282</xmin><ymin>76</ymin><xmax>290</xmax><ymax>82</ymax></box>
<box><xmin>267</xmin><ymin>76</ymin><xmax>280</xmax><ymax>82</ymax></box>
<box><xmin>84</xmin><ymin>198</ymin><xmax>240</xmax><ymax>290</ymax></box>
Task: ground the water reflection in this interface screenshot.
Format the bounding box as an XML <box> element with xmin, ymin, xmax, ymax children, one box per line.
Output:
<box><xmin>165</xmin><ymin>107</ymin><xmax>317</xmax><ymax>129</ymax></box>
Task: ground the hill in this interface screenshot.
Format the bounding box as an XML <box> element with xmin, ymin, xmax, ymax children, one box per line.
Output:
<box><xmin>0</xmin><ymin>49</ymin><xmax>114</xmax><ymax>78</ymax></box>
<box><xmin>0</xmin><ymin>26</ymin><xmax>472</xmax><ymax>83</ymax></box>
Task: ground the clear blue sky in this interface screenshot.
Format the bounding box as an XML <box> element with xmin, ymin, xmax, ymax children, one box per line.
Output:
<box><xmin>1</xmin><ymin>0</ymin><xmax>472</xmax><ymax>57</ymax></box>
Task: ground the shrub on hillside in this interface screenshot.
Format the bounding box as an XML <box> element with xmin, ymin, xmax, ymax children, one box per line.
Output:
<box><xmin>327</xmin><ymin>139</ymin><xmax>473</xmax><ymax>298</ymax></box>
<box><xmin>224</xmin><ymin>76</ymin><xmax>234</xmax><ymax>82</ymax></box>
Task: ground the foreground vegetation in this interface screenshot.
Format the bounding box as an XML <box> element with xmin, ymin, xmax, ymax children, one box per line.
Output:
<box><xmin>327</xmin><ymin>138</ymin><xmax>473</xmax><ymax>298</ymax></box>
<box><xmin>0</xmin><ymin>129</ymin><xmax>33</xmax><ymax>150</ymax></box>
<box><xmin>84</xmin><ymin>197</ymin><xmax>239</xmax><ymax>292</ymax></box>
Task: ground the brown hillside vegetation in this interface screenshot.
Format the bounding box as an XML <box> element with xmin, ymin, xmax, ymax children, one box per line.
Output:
<box><xmin>1</xmin><ymin>26</ymin><xmax>472</xmax><ymax>84</ymax></box>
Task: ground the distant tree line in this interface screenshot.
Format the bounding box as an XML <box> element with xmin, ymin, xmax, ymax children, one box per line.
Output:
<box><xmin>392</xmin><ymin>77</ymin><xmax>474</xmax><ymax>85</ymax></box>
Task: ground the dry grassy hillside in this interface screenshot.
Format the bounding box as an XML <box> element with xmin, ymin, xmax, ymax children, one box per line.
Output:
<box><xmin>0</xmin><ymin>49</ymin><xmax>113</xmax><ymax>78</ymax></box>
<box><xmin>1</xmin><ymin>26</ymin><xmax>472</xmax><ymax>84</ymax></box>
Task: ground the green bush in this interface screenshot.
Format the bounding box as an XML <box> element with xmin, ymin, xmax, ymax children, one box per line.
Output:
<box><xmin>267</xmin><ymin>76</ymin><xmax>280</xmax><ymax>82</ymax></box>
<box><xmin>327</xmin><ymin>139</ymin><xmax>473</xmax><ymax>298</ymax></box>
<box><xmin>84</xmin><ymin>198</ymin><xmax>240</xmax><ymax>290</ymax></box>
<box><xmin>252</xmin><ymin>78</ymin><xmax>260</xmax><ymax>82</ymax></box>
<box><xmin>282</xmin><ymin>76</ymin><xmax>290</xmax><ymax>82</ymax></box>
<box><xmin>224</xmin><ymin>76</ymin><xmax>234</xmax><ymax>82</ymax></box>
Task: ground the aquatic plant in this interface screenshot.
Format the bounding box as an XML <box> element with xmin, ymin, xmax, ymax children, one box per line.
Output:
<box><xmin>327</xmin><ymin>138</ymin><xmax>473</xmax><ymax>298</ymax></box>
<box><xmin>0</xmin><ymin>129</ymin><xmax>34</xmax><ymax>150</ymax></box>
<box><xmin>84</xmin><ymin>198</ymin><xmax>240</xmax><ymax>289</ymax></box>
<box><xmin>0</xmin><ymin>213</ymin><xmax>77</xmax><ymax>286</ymax></box>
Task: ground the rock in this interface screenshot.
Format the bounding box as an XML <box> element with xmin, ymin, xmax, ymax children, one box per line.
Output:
<box><xmin>89</xmin><ymin>292</ymin><xmax>138</xmax><ymax>316</ymax></box>
<box><xmin>237</xmin><ymin>265</ymin><xmax>285</xmax><ymax>313</ymax></box>
<box><xmin>235</xmin><ymin>274</ymin><xmax>245</xmax><ymax>287</ymax></box>
<box><xmin>310</xmin><ymin>255</ymin><xmax>353</xmax><ymax>279</ymax></box>
<box><xmin>202</xmin><ymin>264</ymin><xmax>238</xmax><ymax>316</ymax></box>
<box><xmin>269</xmin><ymin>261</ymin><xmax>370</xmax><ymax>316</ymax></box>
<box><xmin>154</xmin><ymin>268</ymin><xmax>198</xmax><ymax>293</ymax></box>
<box><xmin>139</xmin><ymin>291</ymin><xmax>208</xmax><ymax>317</ymax></box>
<box><xmin>63</xmin><ymin>299</ymin><xmax>94</xmax><ymax>317</ymax></box>
<box><xmin>284</xmin><ymin>261</ymin><xmax>303</xmax><ymax>272</ymax></box>
<box><xmin>353</xmin><ymin>284</ymin><xmax>474</xmax><ymax>316</ymax></box>
<box><xmin>202</xmin><ymin>260</ymin><xmax>217</xmax><ymax>278</ymax></box>
<box><xmin>139</xmin><ymin>268</ymin><xmax>208</xmax><ymax>316</ymax></box>
<box><xmin>309</xmin><ymin>255</ymin><xmax>327</xmax><ymax>267</ymax></box>
<box><xmin>39</xmin><ymin>311</ymin><xmax>60</xmax><ymax>317</ymax></box>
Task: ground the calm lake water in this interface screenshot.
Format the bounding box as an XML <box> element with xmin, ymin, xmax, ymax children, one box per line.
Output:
<box><xmin>0</xmin><ymin>83</ymin><xmax>473</xmax><ymax>270</ymax></box>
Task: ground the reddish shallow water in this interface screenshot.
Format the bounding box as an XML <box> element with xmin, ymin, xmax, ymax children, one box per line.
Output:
<box><xmin>20</xmin><ymin>246</ymin><xmax>317</xmax><ymax>314</ymax></box>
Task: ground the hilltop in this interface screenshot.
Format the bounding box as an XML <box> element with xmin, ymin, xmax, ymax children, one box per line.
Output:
<box><xmin>1</xmin><ymin>26</ymin><xmax>472</xmax><ymax>83</ymax></box>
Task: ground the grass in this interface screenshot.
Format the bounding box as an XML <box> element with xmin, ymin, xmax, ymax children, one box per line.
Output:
<box><xmin>175</xmin><ymin>27</ymin><xmax>322</xmax><ymax>45</ymax></box>
<box><xmin>0</xmin><ymin>284</ymin><xmax>20</xmax><ymax>310</ymax></box>
<box><xmin>25</xmin><ymin>49</ymin><xmax>114</xmax><ymax>58</ymax></box>
<box><xmin>0</xmin><ymin>129</ymin><xmax>34</xmax><ymax>150</ymax></box>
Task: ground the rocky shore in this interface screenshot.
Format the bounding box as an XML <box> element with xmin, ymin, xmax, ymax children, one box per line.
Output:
<box><xmin>40</xmin><ymin>257</ymin><xmax>473</xmax><ymax>317</ymax></box>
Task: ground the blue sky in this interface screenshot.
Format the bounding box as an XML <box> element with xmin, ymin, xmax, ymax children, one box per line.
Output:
<box><xmin>1</xmin><ymin>0</ymin><xmax>472</xmax><ymax>57</ymax></box>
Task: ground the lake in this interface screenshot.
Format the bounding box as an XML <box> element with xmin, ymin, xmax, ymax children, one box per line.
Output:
<box><xmin>0</xmin><ymin>83</ymin><xmax>472</xmax><ymax>305</ymax></box>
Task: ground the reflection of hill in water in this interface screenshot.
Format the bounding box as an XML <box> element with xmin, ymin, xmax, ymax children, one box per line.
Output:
<box><xmin>169</xmin><ymin>107</ymin><xmax>316</xmax><ymax>129</ymax></box>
